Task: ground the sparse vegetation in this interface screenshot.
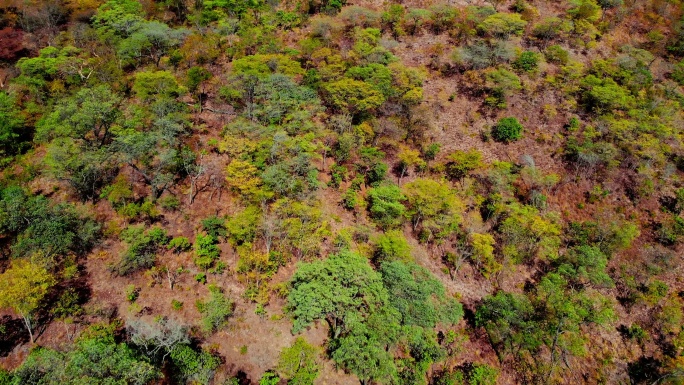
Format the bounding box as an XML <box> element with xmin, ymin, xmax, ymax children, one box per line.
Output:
<box><xmin>0</xmin><ymin>0</ymin><xmax>682</xmax><ymax>383</ymax></box>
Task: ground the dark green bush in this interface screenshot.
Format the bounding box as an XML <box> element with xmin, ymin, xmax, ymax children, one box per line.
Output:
<box><xmin>115</xmin><ymin>226</ymin><xmax>169</xmax><ymax>276</ymax></box>
<box><xmin>492</xmin><ymin>117</ymin><xmax>523</xmax><ymax>142</ymax></box>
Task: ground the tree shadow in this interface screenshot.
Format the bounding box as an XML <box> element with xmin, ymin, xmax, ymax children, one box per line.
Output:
<box><xmin>34</xmin><ymin>272</ymin><xmax>93</xmax><ymax>342</ymax></box>
<box><xmin>0</xmin><ymin>315</ymin><xmax>29</xmax><ymax>357</ymax></box>
<box><xmin>627</xmin><ymin>356</ymin><xmax>661</xmax><ymax>384</ymax></box>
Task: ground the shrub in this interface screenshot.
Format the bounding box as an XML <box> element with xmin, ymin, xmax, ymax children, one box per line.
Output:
<box><xmin>115</xmin><ymin>226</ymin><xmax>169</xmax><ymax>276</ymax></box>
<box><xmin>194</xmin><ymin>233</ymin><xmax>221</xmax><ymax>270</ymax></box>
<box><xmin>492</xmin><ymin>117</ymin><xmax>523</xmax><ymax>142</ymax></box>
<box><xmin>329</xmin><ymin>164</ymin><xmax>347</xmax><ymax>189</ymax></box>
<box><xmin>171</xmin><ymin>299</ymin><xmax>183</xmax><ymax>310</ymax></box>
<box><xmin>201</xmin><ymin>216</ymin><xmax>227</xmax><ymax>240</ymax></box>
<box><xmin>195</xmin><ymin>273</ymin><xmax>207</xmax><ymax>284</ymax></box>
<box><xmin>672</xmin><ymin>60</ymin><xmax>684</xmax><ymax>86</ymax></box>
<box><xmin>159</xmin><ymin>195</ymin><xmax>180</xmax><ymax>211</ymax></box>
<box><xmin>545</xmin><ymin>44</ymin><xmax>569</xmax><ymax>64</ymax></box>
<box><xmin>168</xmin><ymin>237</ymin><xmax>191</xmax><ymax>253</ymax></box>
<box><xmin>342</xmin><ymin>188</ymin><xmax>358</xmax><ymax>210</ymax></box>
<box><xmin>422</xmin><ymin>143</ymin><xmax>441</xmax><ymax>160</ymax></box>
<box><xmin>445</xmin><ymin>150</ymin><xmax>483</xmax><ymax>180</ymax></box>
<box><xmin>259</xmin><ymin>371</ymin><xmax>280</xmax><ymax>385</ymax></box>
<box><xmin>468</xmin><ymin>364</ymin><xmax>499</xmax><ymax>385</ymax></box>
<box><xmin>512</xmin><ymin>51</ymin><xmax>539</xmax><ymax>72</ymax></box>
<box><xmin>125</xmin><ymin>285</ymin><xmax>139</xmax><ymax>302</ymax></box>
<box><xmin>170</xmin><ymin>344</ymin><xmax>221</xmax><ymax>384</ymax></box>
<box><xmin>196</xmin><ymin>285</ymin><xmax>233</xmax><ymax>333</ymax></box>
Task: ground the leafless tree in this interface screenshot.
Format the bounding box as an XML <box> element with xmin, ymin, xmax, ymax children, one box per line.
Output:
<box><xmin>127</xmin><ymin>318</ymin><xmax>189</xmax><ymax>362</ymax></box>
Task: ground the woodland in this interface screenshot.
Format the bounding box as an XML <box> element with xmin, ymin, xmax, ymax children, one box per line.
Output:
<box><xmin>0</xmin><ymin>0</ymin><xmax>684</xmax><ymax>384</ymax></box>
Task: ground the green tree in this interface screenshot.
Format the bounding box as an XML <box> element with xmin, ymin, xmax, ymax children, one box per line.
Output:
<box><xmin>379</xmin><ymin>260</ymin><xmax>463</xmax><ymax>328</ymax></box>
<box><xmin>484</xmin><ymin>68</ymin><xmax>521</xmax><ymax>108</ymax></box>
<box><xmin>113</xmin><ymin>98</ymin><xmax>190</xmax><ymax>199</ymax></box>
<box><xmin>117</xmin><ymin>21</ymin><xmax>187</xmax><ymax>67</ymax></box>
<box><xmin>568</xmin><ymin>0</ymin><xmax>602</xmax><ymax>23</ymax></box>
<box><xmin>194</xmin><ymin>233</ymin><xmax>221</xmax><ymax>270</ymax></box>
<box><xmin>323</xmin><ymin>78</ymin><xmax>385</xmax><ymax>115</ymax></box>
<box><xmin>345</xmin><ymin>64</ymin><xmax>394</xmax><ymax>99</ymax></box>
<box><xmin>367</xmin><ymin>184</ymin><xmax>406</xmax><ymax>229</ymax></box>
<box><xmin>0</xmin><ymin>187</ymin><xmax>100</xmax><ymax>262</ymax></box>
<box><xmin>196</xmin><ymin>285</ymin><xmax>234</xmax><ymax>333</ymax></box>
<box><xmin>452</xmin><ymin>41</ymin><xmax>515</xmax><ymax>70</ymax></box>
<box><xmin>259</xmin><ymin>372</ymin><xmax>281</xmax><ymax>385</ymax></box>
<box><xmin>672</xmin><ymin>61</ymin><xmax>684</xmax><ymax>85</ymax></box>
<box><xmin>277</xmin><ymin>337</ymin><xmax>321</xmax><ymax>385</ymax></box>
<box><xmin>187</xmin><ymin>66</ymin><xmax>212</xmax><ymax>95</ymax></box>
<box><xmin>468</xmin><ymin>364</ymin><xmax>499</xmax><ymax>385</ymax></box>
<box><xmin>288</xmin><ymin>250</ymin><xmax>388</xmax><ymax>337</ymax></box>
<box><xmin>499</xmin><ymin>203</ymin><xmax>561</xmax><ymax>262</ymax></box>
<box><xmin>492</xmin><ymin>117</ymin><xmax>523</xmax><ymax>142</ymax></box>
<box><xmin>36</xmin><ymin>85</ymin><xmax>121</xmax><ymax>147</ymax></box>
<box><xmin>0</xmin><ymin>260</ymin><xmax>55</xmax><ymax>344</ymax></box>
<box><xmin>44</xmin><ymin>140</ymin><xmax>117</xmax><ymax>201</ymax></box>
<box><xmin>93</xmin><ymin>0</ymin><xmax>145</xmax><ymax>39</ymax></box>
<box><xmin>534</xmin><ymin>273</ymin><xmax>615</xmax><ymax>380</ymax></box>
<box><xmin>557</xmin><ymin>245</ymin><xmax>613</xmax><ymax>288</ymax></box>
<box><xmin>225</xmin><ymin>159</ymin><xmax>265</xmax><ymax>200</ymax></box>
<box><xmin>469</xmin><ymin>233</ymin><xmax>500</xmax><ymax>279</ymax></box>
<box><xmin>329</xmin><ymin>308</ymin><xmax>400</xmax><ymax>385</ymax></box>
<box><xmin>476</xmin><ymin>274</ymin><xmax>614</xmax><ymax>381</ymax></box>
<box><xmin>476</xmin><ymin>292</ymin><xmax>541</xmax><ymax>358</ymax></box>
<box><xmin>396</xmin><ymin>146</ymin><xmax>425</xmax><ymax>184</ymax></box>
<box><xmin>532</xmin><ymin>17</ymin><xmax>572</xmax><ymax>44</ymax></box>
<box><xmin>478</xmin><ymin>13</ymin><xmax>527</xmax><ymax>38</ymax></box>
<box><xmin>374</xmin><ymin>230</ymin><xmax>412</xmax><ymax>263</ymax></box>
<box><xmin>12</xmin><ymin>324</ymin><xmax>160</xmax><ymax>384</ymax></box>
<box><xmin>0</xmin><ymin>91</ymin><xmax>25</xmax><ymax>160</ymax></box>
<box><xmin>357</xmin><ymin>146</ymin><xmax>389</xmax><ymax>186</ymax></box>
<box><xmin>132</xmin><ymin>70</ymin><xmax>182</xmax><ymax>101</ymax></box>
<box><xmin>402</xmin><ymin>178</ymin><xmax>464</xmax><ymax>241</ymax></box>
<box><xmin>170</xmin><ymin>344</ymin><xmax>221</xmax><ymax>384</ymax></box>
<box><xmin>581</xmin><ymin>75</ymin><xmax>634</xmax><ymax>112</ymax></box>
<box><xmin>226</xmin><ymin>206</ymin><xmax>262</xmax><ymax>246</ymax></box>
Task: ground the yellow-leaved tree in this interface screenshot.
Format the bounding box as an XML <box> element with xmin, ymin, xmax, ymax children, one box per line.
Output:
<box><xmin>0</xmin><ymin>260</ymin><xmax>55</xmax><ymax>343</ymax></box>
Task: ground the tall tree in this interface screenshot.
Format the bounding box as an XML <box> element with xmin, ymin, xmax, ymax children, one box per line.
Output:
<box><xmin>288</xmin><ymin>250</ymin><xmax>388</xmax><ymax>337</ymax></box>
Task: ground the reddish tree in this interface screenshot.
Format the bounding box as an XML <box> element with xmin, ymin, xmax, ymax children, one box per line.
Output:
<box><xmin>0</xmin><ymin>27</ymin><xmax>25</xmax><ymax>61</ymax></box>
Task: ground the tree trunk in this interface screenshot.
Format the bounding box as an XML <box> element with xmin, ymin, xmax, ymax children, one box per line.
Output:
<box><xmin>22</xmin><ymin>314</ymin><xmax>34</xmax><ymax>344</ymax></box>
